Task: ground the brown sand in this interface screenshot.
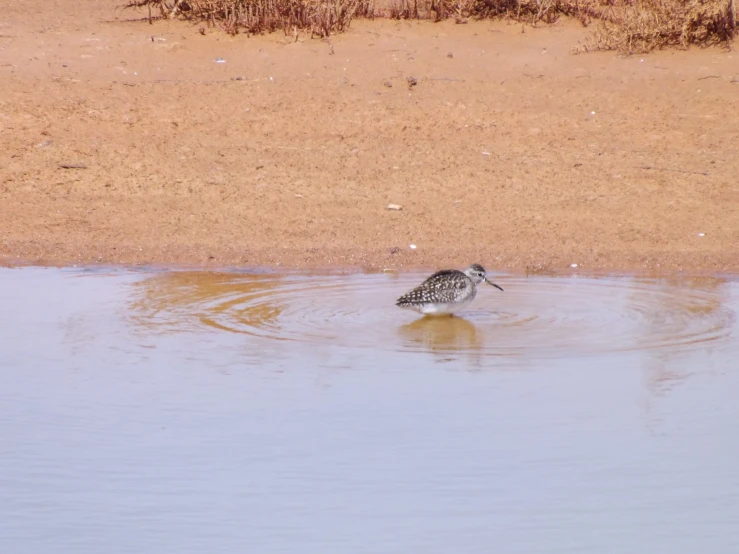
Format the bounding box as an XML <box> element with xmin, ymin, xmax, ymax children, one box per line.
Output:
<box><xmin>1</xmin><ymin>1</ymin><xmax>738</xmax><ymax>273</ymax></box>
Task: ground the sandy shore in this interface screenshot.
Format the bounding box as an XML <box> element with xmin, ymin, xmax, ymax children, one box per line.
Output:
<box><xmin>1</xmin><ymin>1</ymin><xmax>738</xmax><ymax>273</ymax></box>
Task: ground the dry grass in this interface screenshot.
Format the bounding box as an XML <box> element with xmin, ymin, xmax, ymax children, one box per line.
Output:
<box><xmin>576</xmin><ymin>0</ymin><xmax>737</xmax><ymax>53</ymax></box>
<box><xmin>123</xmin><ymin>0</ymin><xmax>374</xmax><ymax>37</ymax></box>
<box><xmin>122</xmin><ymin>0</ymin><xmax>735</xmax><ymax>51</ymax></box>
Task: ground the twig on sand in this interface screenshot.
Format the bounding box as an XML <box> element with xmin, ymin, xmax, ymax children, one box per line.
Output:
<box><xmin>428</xmin><ymin>77</ymin><xmax>466</xmax><ymax>82</ymax></box>
<box><xmin>698</xmin><ymin>75</ymin><xmax>720</xmax><ymax>80</ymax></box>
<box><xmin>640</xmin><ymin>165</ymin><xmax>708</xmax><ymax>176</ymax></box>
<box><xmin>58</xmin><ymin>163</ymin><xmax>88</xmax><ymax>169</ymax></box>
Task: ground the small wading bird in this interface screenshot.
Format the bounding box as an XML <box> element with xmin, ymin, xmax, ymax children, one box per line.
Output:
<box><xmin>396</xmin><ymin>263</ymin><xmax>504</xmax><ymax>316</ymax></box>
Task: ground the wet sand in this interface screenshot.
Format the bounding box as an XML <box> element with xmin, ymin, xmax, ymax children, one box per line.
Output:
<box><xmin>1</xmin><ymin>1</ymin><xmax>738</xmax><ymax>272</ymax></box>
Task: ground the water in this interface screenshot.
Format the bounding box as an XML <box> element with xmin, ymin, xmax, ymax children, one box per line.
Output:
<box><xmin>1</xmin><ymin>267</ymin><xmax>738</xmax><ymax>554</ymax></box>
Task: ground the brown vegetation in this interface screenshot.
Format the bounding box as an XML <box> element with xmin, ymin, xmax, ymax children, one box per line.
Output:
<box><xmin>576</xmin><ymin>0</ymin><xmax>737</xmax><ymax>53</ymax></box>
<box><xmin>124</xmin><ymin>0</ymin><xmax>735</xmax><ymax>52</ymax></box>
<box><xmin>123</xmin><ymin>0</ymin><xmax>374</xmax><ymax>36</ymax></box>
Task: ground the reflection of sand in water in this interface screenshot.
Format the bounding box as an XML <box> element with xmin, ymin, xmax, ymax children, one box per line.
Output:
<box><xmin>627</xmin><ymin>276</ymin><xmax>733</xmax><ymax>432</ymax></box>
<box><xmin>629</xmin><ymin>276</ymin><xmax>731</xmax><ymax>396</ymax></box>
<box><xmin>129</xmin><ymin>271</ymin><xmax>285</xmax><ymax>335</ymax></box>
<box><xmin>398</xmin><ymin>316</ymin><xmax>482</xmax><ymax>355</ymax></box>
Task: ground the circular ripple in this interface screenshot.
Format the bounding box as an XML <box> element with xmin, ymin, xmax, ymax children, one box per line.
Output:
<box><xmin>134</xmin><ymin>271</ymin><xmax>736</xmax><ymax>359</ymax></box>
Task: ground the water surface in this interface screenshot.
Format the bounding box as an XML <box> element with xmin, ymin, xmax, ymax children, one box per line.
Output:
<box><xmin>1</xmin><ymin>267</ymin><xmax>738</xmax><ymax>554</ymax></box>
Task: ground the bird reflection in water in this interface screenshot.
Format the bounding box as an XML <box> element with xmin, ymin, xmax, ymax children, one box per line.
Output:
<box><xmin>398</xmin><ymin>315</ymin><xmax>483</xmax><ymax>361</ymax></box>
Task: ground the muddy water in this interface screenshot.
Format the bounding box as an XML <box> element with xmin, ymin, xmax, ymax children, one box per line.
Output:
<box><xmin>1</xmin><ymin>267</ymin><xmax>738</xmax><ymax>554</ymax></box>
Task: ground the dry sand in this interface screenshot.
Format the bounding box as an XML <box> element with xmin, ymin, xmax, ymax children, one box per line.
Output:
<box><xmin>1</xmin><ymin>1</ymin><xmax>738</xmax><ymax>273</ymax></box>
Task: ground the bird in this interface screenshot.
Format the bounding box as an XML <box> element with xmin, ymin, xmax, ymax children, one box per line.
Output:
<box><xmin>396</xmin><ymin>263</ymin><xmax>503</xmax><ymax>316</ymax></box>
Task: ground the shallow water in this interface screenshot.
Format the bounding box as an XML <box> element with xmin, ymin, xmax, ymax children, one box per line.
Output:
<box><xmin>1</xmin><ymin>267</ymin><xmax>738</xmax><ymax>554</ymax></box>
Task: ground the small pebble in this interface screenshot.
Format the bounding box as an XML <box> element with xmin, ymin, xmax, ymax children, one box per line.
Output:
<box><xmin>570</xmin><ymin>263</ymin><xmax>578</xmax><ymax>268</ymax></box>
<box><xmin>447</xmin><ymin>52</ymin><xmax>453</xmax><ymax>58</ymax></box>
<box><xmin>384</xmin><ymin>81</ymin><xmax>392</xmax><ymax>88</ymax></box>
<box><xmin>387</xmin><ymin>204</ymin><xmax>402</xmax><ymax>211</ymax></box>
<box><xmin>407</xmin><ymin>76</ymin><xmax>417</xmax><ymax>87</ymax></box>
<box><xmin>409</xmin><ymin>244</ymin><xmax>417</xmax><ymax>249</ymax></box>
<box><xmin>697</xmin><ymin>232</ymin><xmax>706</xmax><ymax>237</ymax></box>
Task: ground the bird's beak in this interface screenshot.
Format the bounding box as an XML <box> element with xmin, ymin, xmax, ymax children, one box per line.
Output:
<box><xmin>484</xmin><ymin>277</ymin><xmax>504</xmax><ymax>291</ymax></box>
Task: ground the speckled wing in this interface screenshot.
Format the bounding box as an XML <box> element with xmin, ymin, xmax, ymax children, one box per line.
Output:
<box><xmin>396</xmin><ymin>270</ymin><xmax>472</xmax><ymax>307</ymax></box>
